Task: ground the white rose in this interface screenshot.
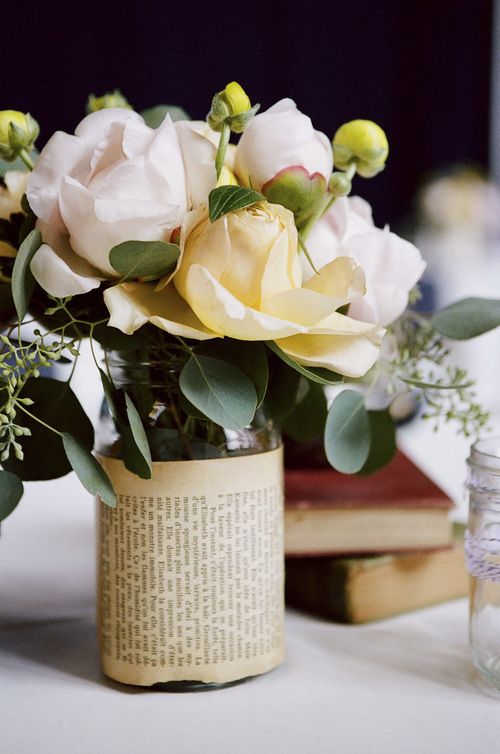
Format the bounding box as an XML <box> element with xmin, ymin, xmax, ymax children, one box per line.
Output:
<box><xmin>27</xmin><ymin>108</ymin><xmax>189</xmax><ymax>297</ymax></box>
<box><xmin>307</xmin><ymin>197</ymin><xmax>426</xmax><ymax>326</ymax></box>
<box><xmin>234</xmin><ymin>99</ymin><xmax>333</xmax><ymax>191</ymax></box>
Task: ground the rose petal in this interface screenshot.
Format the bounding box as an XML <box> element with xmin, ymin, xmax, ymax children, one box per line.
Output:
<box><xmin>343</xmin><ymin>229</ymin><xmax>426</xmax><ymax>325</ymax></box>
<box><xmin>30</xmin><ymin>227</ymin><xmax>102</xmax><ymax>298</ymax></box>
<box><xmin>276</xmin><ymin>327</ymin><xmax>383</xmax><ymax>378</ymax></box>
<box><xmin>176</xmin><ymin>121</ymin><xmax>217</xmax><ymax>208</ymax></box>
<box><xmin>304</xmin><ymin>256</ymin><xmax>366</xmax><ymax>302</ymax></box>
<box><xmin>183</xmin><ymin>264</ymin><xmax>310</xmax><ymax>340</ymax></box>
<box><xmin>104</xmin><ymin>281</ymin><xmax>217</xmax><ymax>339</ymax></box>
<box><xmin>27</xmin><ymin>132</ymin><xmax>89</xmax><ymax>230</ymax></box>
<box><xmin>234</xmin><ymin>98</ymin><xmax>333</xmax><ymax>190</ymax></box>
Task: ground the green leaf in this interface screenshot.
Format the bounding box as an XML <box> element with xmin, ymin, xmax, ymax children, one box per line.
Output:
<box><xmin>432</xmin><ymin>298</ymin><xmax>500</xmax><ymax>340</ymax></box>
<box><xmin>141</xmin><ymin>105</ymin><xmax>190</xmax><ymax>128</ymax></box>
<box><xmin>0</xmin><ymin>470</ymin><xmax>24</xmax><ymax>521</ymax></box>
<box><xmin>2</xmin><ymin>377</ymin><xmax>94</xmax><ymax>481</ymax></box>
<box><xmin>109</xmin><ymin>240</ymin><xmax>179</xmax><ymax>281</ymax></box>
<box><xmin>92</xmin><ymin>323</ymin><xmax>150</xmax><ymax>351</ymax></box>
<box><xmin>358</xmin><ymin>410</ymin><xmax>396</xmax><ymax>475</ymax></box>
<box><xmin>264</xmin><ymin>367</ymin><xmax>309</xmax><ymax>423</ymax></box>
<box><xmin>62</xmin><ymin>433</ymin><xmax>116</xmax><ymax>508</ymax></box>
<box><xmin>267</xmin><ymin>341</ymin><xmax>343</xmax><ymax>385</ymax></box>
<box><xmin>208</xmin><ymin>186</ymin><xmax>264</xmax><ymax>222</ymax></box>
<box><xmin>179</xmin><ymin>355</ymin><xmax>257</xmax><ymax>430</ymax></box>
<box><xmin>194</xmin><ymin>339</ymin><xmax>268</xmax><ymax>407</ymax></box>
<box><xmin>283</xmin><ymin>382</ymin><xmax>327</xmax><ymax>442</ymax></box>
<box><xmin>98</xmin><ymin>368</ymin><xmax>124</xmax><ymax>425</ymax></box>
<box><xmin>123</xmin><ymin>392</ymin><xmax>152</xmax><ymax>478</ymax></box>
<box><xmin>11</xmin><ymin>228</ymin><xmax>41</xmax><ymax>320</ymax></box>
<box><xmin>121</xmin><ymin>427</ymin><xmax>152</xmax><ymax>478</ymax></box>
<box><xmin>324</xmin><ymin>389</ymin><xmax>370</xmax><ymax>473</ymax></box>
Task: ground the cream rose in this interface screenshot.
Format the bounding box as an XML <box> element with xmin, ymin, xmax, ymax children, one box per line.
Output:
<box><xmin>27</xmin><ymin>108</ymin><xmax>193</xmax><ymax>297</ymax></box>
<box><xmin>105</xmin><ymin>202</ymin><xmax>384</xmax><ymax>378</ymax></box>
<box><xmin>307</xmin><ymin>197</ymin><xmax>426</xmax><ymax>326</ymax></box>
<box><xmin>234</xmin><ymin>99</ymin><xmax>333</xmax><ymax>191</ymax></box>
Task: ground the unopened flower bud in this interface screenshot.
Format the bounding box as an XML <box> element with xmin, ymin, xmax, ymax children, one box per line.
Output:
<box><xmin>86</xmin><ymin>89</ymin><xmax>132</xmax><ymax>113</ymax></box>
<box><xmin>329</xmin><ymin>172</ymin><xmax>352</xmax><ymax>197</ymax></box>
<box><xmin>0</xmin><ymin>111</ymin><xmax>39</xmax><ymax>161</ymax></box>
<box><xmin>221</xmin><ymin>82</ymin><xmax>251</xmax><ymax>117</ymax></box>
<box><xmin>207</xmin><ymin>81</ymin><xmax>259</xmax><ymax>133</ymax></box>
<box><xmin>333</xmin><ymin>119</ymin><xmax>389</xmax><ymax>178</ymax></box>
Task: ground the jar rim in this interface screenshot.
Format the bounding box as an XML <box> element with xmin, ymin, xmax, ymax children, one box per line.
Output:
<box><xmin>468</xmin><ymin>436</ymin><xmax>500</xmax><ymax>474</ymax></box>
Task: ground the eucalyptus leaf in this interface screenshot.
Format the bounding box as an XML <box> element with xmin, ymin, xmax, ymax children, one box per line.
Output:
<box><xmin>208</xmin><ymin>186</ymin><xmax>264</xmax><ymax>222</ymax></box>
<box><xmin>324</xmin><ymin>389</ymin><xmax>370</xmax><ymax>473</ymax></box>
<box><xmin>264</xmin><ymin>367</ymin><xmax>309</xmax><ymax>423</ymax></box>
<box><xmin>267</xmin><ymin>342</ymin><xmax>343</xmax><ymax>385</ymax></box>
<box><xmin>0</xmin><ymin>470</ymin><xmax>24</xmax><ymax>521</ymax></box>
<box><xmin>432</xmin><ymin>298</ymin><xmax>500</xmax><ymax>340</ymax></box>
<box><xmin>11</xmin><ymin>228</ymin><xmax>41</xmax><ymax>320</ymax></box>
<box><xmin>98</xmin><ymin>368</ymin><xmax>124</xmax><ymax>425</ymax></box>
<box><xmin>283</xmin><ymin>382</ymin><xmax>328</xmax><ymax>442</ymax></box>
<box><xmin>179</xmin><ymin>355</ymin><xmax>257</xmax><ymax>430</ymax></box>
<box><xmin>121</xmin><ymin>427</ymin><xmax>153</xmax><ymax>478</ymax></box>
<box><xmin>141</xmin><ymin>105</ymin><xmax>190</xmax><ymax>128</ymax></box>
<box><xmin>2</xmin><ymin>377</ymin><xmax>94</xmax><ymax>481</ymax></box>
<box><xmin>62</xmin><ymin>433</ymin><xmax>116</xmax><ymax>508</ymax></box>
<box><xmin>194</xmin><ymin>339</ymin><xmax>268</xmax><ymax>407</ymax></box>
<box><xmin>124</xmin><ymin>392</ymin><xmax>152</xmax><ymax>478</ymax></box>
<box><xmin>358</xmin><ymin>410</ymin><xmax>396</xmax><ymax>475</ymax></box>
<box><xmin>109</xmin><ymin>240</ymin><xmax>179</xmax><ymax>280</ymax></box>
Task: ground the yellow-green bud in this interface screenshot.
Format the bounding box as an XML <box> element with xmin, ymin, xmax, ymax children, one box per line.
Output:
<box><xmin>86</xmin><ymin>89</ymin><xmax>132</xmax><ymax>113</ymax></box>
<box><xmin>0</xmin><ymin>111</ymin><xmax>39</xmax><ymax>161</ymax></box>
<box><xmin>207</xmin><ymin>82</ymin><xmax>259</xmax><ymax>133</ymax></box>
<box><xmin>333</xmin><ymin>119</ymin><xmax>389</xmax><ymax>178</ymax></box>
<box><xmin>329</xmin><ymin>172</ymin><xmax>352</xmax><ymax>197</ymax></box>
<box><xmin>221</xmin><ymin>82</ymin><xmax>251</xmax><ymax>117</ymax></box>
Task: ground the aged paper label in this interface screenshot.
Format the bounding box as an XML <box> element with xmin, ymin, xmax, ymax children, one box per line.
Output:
<box><xmin>96</xmin><ymin>448</ymin><xmax>284</xmax><ymax>686</ymax></box>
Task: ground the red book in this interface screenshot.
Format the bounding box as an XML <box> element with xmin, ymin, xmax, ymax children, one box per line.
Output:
<box><xmin>284</xmin><ymin>452</ymin><xmax>454</xmax><ymax>556</ymax></box>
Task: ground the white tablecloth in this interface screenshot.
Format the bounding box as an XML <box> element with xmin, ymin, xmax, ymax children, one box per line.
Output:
<box><xmin>2</xmin><ymin>471</ymin><xmax>500</xmax><ymax>754</ymax></box>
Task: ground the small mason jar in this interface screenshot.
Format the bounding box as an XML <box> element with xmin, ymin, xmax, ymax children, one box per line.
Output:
<box><xmin>95</xmin><ymin>348</ymin><xmax>285</xmax><ymax>691</ymax></box>
<box><xmin>466</xmin><ymin>437</ymin><xmax>500</xmax><ymax>690</ymax></box>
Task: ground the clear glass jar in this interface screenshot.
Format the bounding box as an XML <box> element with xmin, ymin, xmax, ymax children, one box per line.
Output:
<box><xmin>467</xmin><ymin>437</ymin><xmax>500</xmax><ymax>690</ymax></box>
<box><xmin>95</xmin><ymin>348</ymin><xmax>284</xmax><ymax>691</ymax></box>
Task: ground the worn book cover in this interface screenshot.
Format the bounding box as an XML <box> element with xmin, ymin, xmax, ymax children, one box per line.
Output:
<box><xmin>285</xmin><ymin>452</ymin><xmax>453</xmax><ymax>555</ymax></box>
<box><xmin>285</xmin><ymin>527</ymin><xmax>467</xmax><ymax>623</ymax></box>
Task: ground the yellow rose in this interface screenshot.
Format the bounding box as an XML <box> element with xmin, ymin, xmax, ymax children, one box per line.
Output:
<box><xmin>104</xmin><ymin>202</ymin><xmax>383</xmax><ymax>378</ymax></box>
<box><xmin>0</xmin><ymin>170</ymin><xmax>30</xmax><ymax>258</ymax></box>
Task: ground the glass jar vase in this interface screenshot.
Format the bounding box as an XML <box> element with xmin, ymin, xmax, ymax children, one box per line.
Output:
<box><xmin>466</xmin><ymin>437</ymin><xmax>500</xmax><ymax>690</ymax></box>
<box><xmin>95</xmin><ymin>348</ymin><xmax>285</xmax><ymax>690</ymax></box>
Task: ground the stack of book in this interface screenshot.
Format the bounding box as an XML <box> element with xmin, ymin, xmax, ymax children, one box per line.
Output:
<box><xmin>284</xmin><ymin>452</ymin><xmax>467</xmax><ymax>623</ymax></box>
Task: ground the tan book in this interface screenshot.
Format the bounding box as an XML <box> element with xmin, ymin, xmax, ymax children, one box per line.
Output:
<box><xmin>285</xmin><ymin>530</ymin><xmax>467</xmax><ymax>623</ymax></box>
<box><xmin>285</xmin><ymin>452</ymin><xmax>453</xmax><ymax>555</ymax></box>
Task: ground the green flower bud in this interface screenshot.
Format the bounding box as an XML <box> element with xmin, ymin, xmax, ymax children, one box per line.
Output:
<box><xmin>207</xmin><ymin>92</ymin><xmax>231</xmax><ymax>132</ymax></box>
<box><xmin>328</xmin><ymin>171</ymin><xmax>352</xmax><ymax>197</ymax></box>
<box><xmin>221</xmin><ymin>82</ymin><xmax>251</xmax><ymax>117</ymax></box>
<box><xmin>207</xmin><ymin>82</ymin><xmax>259</xmax><ymax>133</ymax></box>
<box><xmin>333</xmin><ymin>119</ymin><xmax>389</xmax><ymax>178</ymax></box>
<box><xmin>0</xmin><ymin>111</ymin><xmax>39</xmax><ymax>161</ymax></box>
<box><xmin>86</xmin><ymin>89</ymin><xmax>132</xmax><ymax>113</ymax></box>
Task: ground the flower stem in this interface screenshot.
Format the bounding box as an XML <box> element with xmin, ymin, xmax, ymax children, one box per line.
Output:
<box><xmin>215</xmin><ymin>121</ymin><xmax>230</xmax><ymax>180</ymax></box>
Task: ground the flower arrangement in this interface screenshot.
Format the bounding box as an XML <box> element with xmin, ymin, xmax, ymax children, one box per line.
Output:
<box><xmin>0</xmin><ymin>83</ymin><xmax>487</xmax><ymax>519</ymax></box>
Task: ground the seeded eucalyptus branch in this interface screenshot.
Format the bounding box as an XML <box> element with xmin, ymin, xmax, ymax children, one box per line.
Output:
<box><xmin>385</xmin><ymin>311</ymin><xmax>489</xmax><ymax>437</ymax></box>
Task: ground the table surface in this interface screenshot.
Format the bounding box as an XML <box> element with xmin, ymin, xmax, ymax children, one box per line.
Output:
<box><xmin>2</xmin><ymin>469</ymin><xmax>500</xmax><ymax>754</ymax></box>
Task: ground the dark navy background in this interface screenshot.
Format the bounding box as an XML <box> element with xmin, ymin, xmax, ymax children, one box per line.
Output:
<box><xmin>3</xmin><ymin>0</ymin><xmax>492</xmax><ymax>225</ymax></box>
